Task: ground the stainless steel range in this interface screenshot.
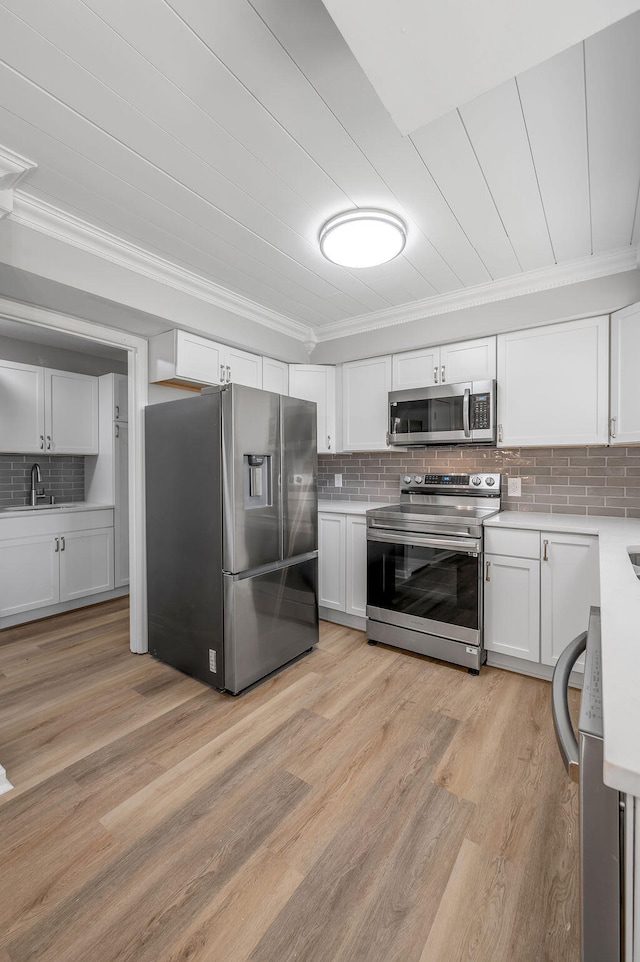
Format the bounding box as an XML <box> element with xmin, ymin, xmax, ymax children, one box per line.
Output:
<box><xmin>366</xmin><ymin>472</ymin><xmax>502</xmax><ymax>673</ymax></box>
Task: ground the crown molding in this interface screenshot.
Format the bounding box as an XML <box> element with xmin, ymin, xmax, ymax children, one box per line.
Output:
<box><xmin>314</xmin><ymin>246</ymin><xmax>640</xmax><ymax>342</ymax></box>
<box><xmin>0</xmin><ymin>146</ymin><xmax>37</xmax><ymax>220</ymax></box>
<box><xmin>10</xmin><ymin>192</ymin><xmax>315</xmax><ymax>343</ymax></box>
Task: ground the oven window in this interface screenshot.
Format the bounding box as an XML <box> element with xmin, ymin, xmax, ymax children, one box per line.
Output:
<box><xmin>367</xmin><ymin>539</ymin><xmax>479</xmax><ymax>629</ymax></box>
<box><xmin>390</xmin><ymin>396</ymin><xmax>464</xmax><ymax>435</ymax></box>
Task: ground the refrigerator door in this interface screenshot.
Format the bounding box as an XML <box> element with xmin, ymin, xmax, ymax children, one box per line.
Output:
<box><xmin>222</xmin><ymin>384</ymin><xmax>281</xmax><ymax>573</ymax></box>
<box><xmin>145</xmin><ymin>392</ymin><xmax>225</xmax><ymax>689</ymax></box>
<box><xmin>223</xmin><ymin>555</ymin><xmax>318</xmax><ymax>694</ymax></box>
<box><xmin>281</xmin><ymin>394</ymin><xmax>318</xmax><ymax>559</ymax></box>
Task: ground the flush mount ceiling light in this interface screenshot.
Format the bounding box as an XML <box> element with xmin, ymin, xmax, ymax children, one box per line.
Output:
<box><xmin>318</xmin><ymin>208</ymin><xmax>407</xmax><ymax>268</ymax></box>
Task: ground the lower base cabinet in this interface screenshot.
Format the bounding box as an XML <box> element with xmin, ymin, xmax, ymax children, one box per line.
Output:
<box><xmin>318</xmin><ymin>511</ymin><xmax>367</xmax><ymax>623</ymax></box>
<box><xmin>0</xmin><ymin>510</ymin><xmax>115</xmax><ymax>619</ymax></box>
<box><xmin>484</xmin><ymin>526</ymin><xmax>599</xmax><ymax>673</ymax></box>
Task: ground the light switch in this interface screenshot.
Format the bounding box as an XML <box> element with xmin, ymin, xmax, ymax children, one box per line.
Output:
<box><xmin>335</xmin><ymin>473</ymin><xmax>343</xmax><ymax>487</ymax></box>
<box><xmin>507</xmin><ymin>477</ymin><xmax>521</xmax><ymax>497</ymax></box>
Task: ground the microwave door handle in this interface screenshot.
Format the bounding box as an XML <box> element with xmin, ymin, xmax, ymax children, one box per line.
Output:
<box><xmin>551</xmin><ymin>630</ymin><xmax>587</xmax><ymax>783</ymax></box>
<box><xmin>463</xmin><ymin>388</ymin><xmax>471</xmax><ymax>438</ymax></box>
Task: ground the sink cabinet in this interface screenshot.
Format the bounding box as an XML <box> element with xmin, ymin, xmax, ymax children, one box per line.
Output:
<box><xmin>0</xmin><ymin>509</ymin><xmax>114</xmax><ymax>621</ymax></box>
<box><xmin>0</xmin><ymin>361</ymin><xmax>99</xmax><ymax>455</ymax></box>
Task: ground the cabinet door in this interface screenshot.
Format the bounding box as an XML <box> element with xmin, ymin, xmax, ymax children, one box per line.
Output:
<box><xmin>0</xmin><ymin>361</ymin><xmax>45</xmax><ymax>454</ymax></box>
<box><xmin>318</xmin><ymin>512</ymin><xmax>345</xmax><ymax>610</ymax></box>
<box><xmin>45</xmin><ymin>370</ymin><xmax>99</xmax><ymax>455</ymax></box>
<box><xmin>224</xmin><ymin>346</ymin><xmax>263</xmax><ymax>389</ymax></box>
<box><xmin>610</xmin><ymin>302</ymin><xmax>640</xmax><ymax>444</ymax></box>
<box><xmin>484</xmin><ymin>553</ymin><xmax>540</xmax><ymax>662</ymax></box>
<box><xmin>176</xmin><ymin>331</ymin><xmax>225</xmax><ymax>385</ymax></box>
<box><xmin>392</xmin><ymin>347</ymin><xmax>440</xmax><ymax>390</ymax></box>
<box><xmin>497</xmin><ymin>316</ymin><xmax>609</xmax><ymax>446</ymax></box>
<box><xmin>114</xmin><ymin>421</ymin><xmax>129</xmax><ymax>588</ymax></box>
<box><xmin>345</xmin><ymin>515</ymin><xmax>367</xmax><ymax>618</ymax></box>
<box><xmin>59</xmin><ymin>527</ymin><xmax>114</xmax><ymax>602</ymax></box>
<box><xmin>262</xmin><ymin>357</ymin><xmax>289</xmax><ymax>395</ymax></box>
<box><xmin>540</xmin><ymin>532</ymin><xmax>599</xmax><ymax>670</ymax></box>
<box><xmin>113</xmin><ymin>374</ymin><xmax>128</xmax><ymax>422</ymax></box>
<box><xmin>440</xmin><ymin>336</ymin><xmax>496</xmax><ymax>383</ymax></box>
<box><xmin>0</xmin><ymin>534</ymin><xmax>59</xmax><ymax>616</ymax></box>
<box><xmin>289</xmin><ymin>365</ymin><xmax>336</xmax><ymax>454</ymax></box>
<box><xmin>342</xmin><ymin>356</ymin><xmax>392</xmax><ymax>451</ymax></box>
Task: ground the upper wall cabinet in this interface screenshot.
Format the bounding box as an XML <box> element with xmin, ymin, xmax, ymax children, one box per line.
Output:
<box><xmin>0</xmin><ymin>361</ymin><xmax>99</xmax><ymax>455</ymax></box>
<box><xmin>262</xmin><ymin>357</ymin><xmax>289</xmax><ymax>396</ymax></box>
<box><xmin>289</xmin><ymin>365</ymin><xmax>336</xmax><ymax>454</ymax></box>
<box><xmin>392</xmin><ymin>336</ymin><xmax>496</xmax><ymax>389</ymax></box>
<box><xmin>149</xmin><ymin>330</ymin><xmax>262</xmax><ymax>390</ymax></box>
<box><xmin>610</xmin><ymin>301</ymin><xmax>640</xmax><ymax>445</ymax></box>
<box><xmin>496</xmin><ymin>317</ymin><xmax>609</xmax><ymax>447</ymax></box>
<box><xmin>342</xmin><ymin>356</ymin><xmax>392</xmax><ymax>452</ymax></box>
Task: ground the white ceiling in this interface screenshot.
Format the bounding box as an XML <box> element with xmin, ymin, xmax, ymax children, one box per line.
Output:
<box><xmin>320</xmin><ymin>0</ymin><xmax>640</xmax><ymax>135</ymax></box>
<box><xmin>0</xmin><ymin>0</ymin><xmax>639</xmax><ymax>338</ymax></box>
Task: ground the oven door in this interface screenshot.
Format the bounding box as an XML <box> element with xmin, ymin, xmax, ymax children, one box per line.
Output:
<box><xmin>367</xmin><ymin>528</ymin><xmax>482</xmax><ymax>645</ymax></box>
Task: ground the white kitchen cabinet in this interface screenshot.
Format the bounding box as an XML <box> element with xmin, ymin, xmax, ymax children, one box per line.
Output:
<box><xmin>342</xmin><ymin>355</ymin><xmax>392</xmax><ymax>452</ymax></box>
<box><xmin>496</xmin><ymin>316</ymin><xmax>609</xmax><ymax>447</ymax></box>
<box><xmin>149</xmin><ymin>329</ymin><xmax>262</xmax><ymax>389</ymax></box>
<box><xmin>392</xmin><ymin>336</ymin><xmax>496</xmax><ymax>389</ymax></box>
<box><xmin>318</xmin><ymin>511</ymin><xmax>345</xmax><ymax>610</ymax></box>
<box><xmin>0</xmin><ymin>361</ymin><xmax>98</xmax><ymax>455</ymax></box>
<box><xmin>540</xmin><ymin>531</ymin><xmax>600</xmax><ymax>670</ymax></box>
<box><xmin>484</xmin><ymin>553</ymin><xmax>541</xmax><ymax>662</ymax></box>
<box><xmin>85</xmin><ymin>374</ymin><xmax>129</xmax><ymax>588</ymax></box>
<box><xmin>113</xmin><ymin>373</ymin><xmax>128</xmax><ymax>422</ymax></box>
<box><xmin>318</xmin><ymin>510</ymin><xmax>368</xmax><ymax>626</ymax></box>
<box><xmin>610</xmin><ymin>300</ymin><xmax>640</xmax><ymax>444</ymax></box>
<box><xmin>0</xmin><ymin>510</ymin><xmax>115</xmax><ymax>620</ymax></box>
<box><xmin>262</xmin><ymin>357</ymin><xmax>289</xmax><ymax>395</ymax></box>
<box><xmin>345</xmin><ymin>515</ymin><xmax>368</xmax><ymax>618</ymax></box>
<box><xmin>289</xmin><ymin>365</ymin><xmax>337</xmax><ymax>454</ymax></box>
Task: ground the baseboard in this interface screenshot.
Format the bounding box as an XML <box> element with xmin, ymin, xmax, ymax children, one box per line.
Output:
<box><xmin>0</xmin><ymin>764</ymin><xmax>13</xmax><ymax>795</ymax></box>
<box><xmin>487</xmin><ymin>650</ymin><xmax>584</xmax><ymax>689</ymax></box>
<box><xmin>319</xmin><ymin>607</ymin><xmax>366</xmax><ymax>632</ymax></box>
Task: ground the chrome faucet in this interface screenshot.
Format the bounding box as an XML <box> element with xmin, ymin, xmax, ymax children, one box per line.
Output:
<box><xmin>29</xmin><ymin>463</ymin><xmax>45</xmax><ymax>506</ymax></box>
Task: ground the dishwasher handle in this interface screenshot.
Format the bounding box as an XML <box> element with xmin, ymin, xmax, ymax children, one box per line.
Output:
<box><xmin>551</xmin><ymin>629</ymin><xmax>587</xmax><ymax>784</ymax></box>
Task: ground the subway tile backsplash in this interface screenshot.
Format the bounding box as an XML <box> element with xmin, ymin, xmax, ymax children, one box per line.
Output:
<box><xmin>318</xmin><ymin>445</ymin><xmax>640</xmax><ymax>518</ymax></box>
<box><xmin>0</xmin><ymin>455</ymin><xmax>85</xmax><ymax>508</ymax></box>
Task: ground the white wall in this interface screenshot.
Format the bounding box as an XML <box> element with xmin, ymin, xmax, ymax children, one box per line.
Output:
<box><xmin>0</xmin><ymin>334</ymin><xmax>127</xmax><ymax>376</ymax></box>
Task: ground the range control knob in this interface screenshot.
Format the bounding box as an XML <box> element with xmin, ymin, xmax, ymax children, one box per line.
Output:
<box><xmin>403</xmin><ymin>475</ymin><xmax>412</xmax><ymax>484</ymax></box>
<box><xmin>471</xmin><ymin>475</ymin><xmax>482</xmax><ymax>486</ymax></box>
<box><xmin>485</xmin><ymin>476</ymin><xmax>496</xmax><ymax>486</ymax></box>
<box><xmin>414</xmin><ymin>475</ymin><xmax>424</xmax><ymax>484</ymax></box>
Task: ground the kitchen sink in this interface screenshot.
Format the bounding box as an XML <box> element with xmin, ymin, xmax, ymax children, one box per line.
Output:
<box><xmin>0</xmin><ymin>504</ymin><xmax>64</xmax><ymax>513</ymax></box>
<box><xmin>628</xmin><ymin>549</ymin><xmax>640</xmax><ymax>579</ymax></box>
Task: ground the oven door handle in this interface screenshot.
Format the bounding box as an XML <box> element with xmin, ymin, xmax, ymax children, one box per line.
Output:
<box><xmin>367</xmin><ymin>529</ymin><xmax>480</xmax><ymax>554</ymax></box>
<box><xmin>551</xmin><ymin>629</ymin><xmax>587</xmax><ymax>784</ymax></box>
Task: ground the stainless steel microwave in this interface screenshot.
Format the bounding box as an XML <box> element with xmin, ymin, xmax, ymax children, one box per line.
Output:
<box><xmin>388</xmin><ymin>379</ymin><xmax>496</xmax><ymax>446</ymax></box>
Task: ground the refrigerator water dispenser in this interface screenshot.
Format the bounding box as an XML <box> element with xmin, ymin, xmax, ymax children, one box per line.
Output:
<box><xmin>244</xmin><ymin>454</ymin><xmax>271</xmax><ymax>508</ymax></box>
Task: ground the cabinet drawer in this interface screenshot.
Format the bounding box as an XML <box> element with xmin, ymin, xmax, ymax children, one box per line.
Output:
<box><xmin>484</xmin><ymin>527</ymin><xmax>539</xmax><ymax>559</ymax></box>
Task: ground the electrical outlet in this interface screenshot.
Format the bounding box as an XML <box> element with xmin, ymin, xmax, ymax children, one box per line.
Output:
<box><xmin>507</xmin><ymin>477</ymin><xmax>522</xmax><ymax>497</ymax></box>
<box><xmin>334</xmin><ymin>473</ymin><xmax>343</xmax><ymax>488</ymax></box>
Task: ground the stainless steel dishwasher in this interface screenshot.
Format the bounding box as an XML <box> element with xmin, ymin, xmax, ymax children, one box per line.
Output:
<box><xmin>552</xmin><ymin>606</ymin><xmax>624</xmax><ymax>962</ymax></box>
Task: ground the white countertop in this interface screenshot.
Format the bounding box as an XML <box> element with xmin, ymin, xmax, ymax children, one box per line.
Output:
<box><xmin>318</xmin><ymin>500</ymin><xmax>389</xmax><ymax>515</ymax></box>
<box><xmin>487</xmin><ymin>511</ymin><xmax>640</xmax><ymax>796</ymax></box>
<box><xmin>0</xmin><ymin>501</ymin><xmax>114</xmax><ymax>518</ymax></box>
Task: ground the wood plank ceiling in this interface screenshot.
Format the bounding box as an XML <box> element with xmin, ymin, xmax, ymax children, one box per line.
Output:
<box><xmin>0</xmin><ymin>0</ymin><xmax>639</xmax><ymax>331</ymax></box>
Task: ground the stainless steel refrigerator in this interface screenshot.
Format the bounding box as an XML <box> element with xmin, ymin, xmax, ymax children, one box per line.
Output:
<box><xmin>145</xmin><ymin>383</ymin><xmax>318</xmax><ymax>694</ymax></box>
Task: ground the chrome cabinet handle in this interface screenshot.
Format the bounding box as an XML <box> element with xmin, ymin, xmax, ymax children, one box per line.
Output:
<box><xmin>226</xmin><ymin>365</ymin><xmax>231</xmax><ymax>383</ymax></box>
<box><xmin>60</xmin><ymin>536</ymin><xmax>65</xmax><ymax>551</ymax></box>
<box><xmin>327</xmin><ymin>434</ymin><xmax>331</xmax><ymax>450</ymax></box>
<box><xmin>115</xmin><ymin>424</ymin><xmax>120</xmax><ymax>439</ymax></box>
<box><xmin>54</xmin><ymin>537</ymin><xmax>59</xmax><ymax>552</ymax></box>
<box><xmin>46</xmin><ymin>435</ymin><xmax>52</xmax><ymax>450</ymax></box>
<box><xmin>115</xmin><ymin>404</ymin><xmax>120</xmax><ymax>419</ymax></box>
<box><xmin>485</xmin><ymin>560</ymin><xmax>491</xmax><ymax>582</ymax></box>
<box><xmin>543</xmin><ymin>539</ymin><xmax>549</xmax><ymax>561</ymax></box>
<box><xmin>610</xmin><ymin>417</ymin><xmax>617</xmax><ymax>439</ymax></box>
<box><xmin>220</xmin><ymin>363</ymin><xmax>225</xmax><ymax>383</ymax></box>
<box><xmin>39</xmin><ymin>435</ymin><xmax>44</xmax><ymax>450</ymax></box>
<box><xmin>433</xmin><ymin>366</ymin><xmax>438</xmax><ymax>384</ymax></box>
<box><xmin>441</xmin><ymin>364</ymin><xmax>445</xmax><ymax>383</ymax></box>
<box><xmin>497</xmin><ymin>424</ymin><xmax>503</xmax><ymax>443</ymax></box>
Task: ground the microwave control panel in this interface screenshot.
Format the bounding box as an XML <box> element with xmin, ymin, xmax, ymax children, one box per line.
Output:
<box><xmin>471</xmin><ymin>393</ymin><xmax>491</xmax><ymax>430</ymax></box>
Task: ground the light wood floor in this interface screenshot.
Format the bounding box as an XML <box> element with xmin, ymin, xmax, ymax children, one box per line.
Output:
<box><xmin>0</xmin><ymin>599</ymin><xmax>580</xmax><ymax>962</ymax></box>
